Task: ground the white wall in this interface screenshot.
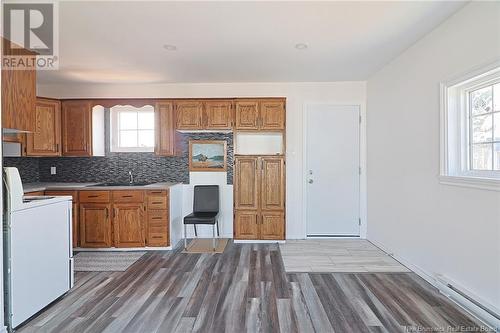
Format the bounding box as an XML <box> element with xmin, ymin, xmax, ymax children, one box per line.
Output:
<box><xmin>367</xmin><ymin>1</ymin><xmax>500</xmax><ymax>319</ymax></box>
<box><xmin>39</xmin><ymin>81</ymin><xmax>367</xmax><ymax>239</ymax></box>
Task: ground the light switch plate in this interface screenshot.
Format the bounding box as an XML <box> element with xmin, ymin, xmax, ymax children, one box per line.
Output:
<box><xmin>50</xmin><ymin>166</ymin><xmax>56</xmax><ymax>175</ymax></box>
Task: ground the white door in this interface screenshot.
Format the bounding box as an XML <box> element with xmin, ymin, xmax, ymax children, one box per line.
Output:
<box><xmin>306</xmin><ymin>104</ymin><xmax>360</xmax><ymax>236</ymax></box>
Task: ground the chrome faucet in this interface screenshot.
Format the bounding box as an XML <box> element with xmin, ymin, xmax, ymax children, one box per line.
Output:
<box><xmin>128</xmin><ymin>171</ymin><xmax>134</xmax><ymax>184</ymax></box>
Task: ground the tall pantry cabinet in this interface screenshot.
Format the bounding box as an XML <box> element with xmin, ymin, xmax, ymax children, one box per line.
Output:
<box><xmin>233</xmin><ymin>98</ymin><xmax>286</xmax><ymax>240</ymax></box>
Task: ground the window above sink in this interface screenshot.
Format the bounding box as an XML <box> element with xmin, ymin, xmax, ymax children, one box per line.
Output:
<box><xmin>110</xmin><ymin>105</ymin><xmax>155</xmax><ymax>153</ymax></box>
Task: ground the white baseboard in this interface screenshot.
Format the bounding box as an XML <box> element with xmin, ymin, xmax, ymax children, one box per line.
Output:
<box><xmin>369</xmin><ymin>239</ymin><xmax>500</xmax><ymax>332</ymax></box>
<box><xmin>74</xmin><ymin>247</ymin><xmax>172</xmax><ymax>251</ymax></box>
<box><xmin>233</xmin><ymin>240</ymin><xmax>285</xmax><ymax>244</ymax></box>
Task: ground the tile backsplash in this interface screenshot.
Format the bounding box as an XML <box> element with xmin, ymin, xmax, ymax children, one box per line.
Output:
<box><xmin>3</xmin><ymin>133</ymin><xmax>233</xmax><ymax>185</ymax></box>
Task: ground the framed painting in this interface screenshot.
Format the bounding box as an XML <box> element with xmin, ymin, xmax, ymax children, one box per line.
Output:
<box><xmin>189</xmin><ymin>140</ymin><xmax>227</xmax><ymax>172</ymax></box>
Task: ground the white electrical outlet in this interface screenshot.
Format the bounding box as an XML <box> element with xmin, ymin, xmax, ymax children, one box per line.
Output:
<box><xmin>50</xmin><ymin>166</ymin><xmax>56</xmax><ymax>175</ymax></box>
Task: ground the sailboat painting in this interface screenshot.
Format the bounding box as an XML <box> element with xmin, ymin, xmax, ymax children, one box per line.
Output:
<box><xmin>189</xmin><ymin>140</ymin><xmax>227</xmax><ymax>172</ymax></box>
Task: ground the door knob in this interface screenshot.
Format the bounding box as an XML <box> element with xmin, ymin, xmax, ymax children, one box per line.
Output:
<box><xmin>308</xmin><ymin>179</ymin><xmax>314</xmax><ymax>184</ymax></box>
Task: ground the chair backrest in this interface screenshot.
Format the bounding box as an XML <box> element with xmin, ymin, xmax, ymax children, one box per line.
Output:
<box><xmin>193</xmin><ymin>185</ymin><xmax>219</xmax><ymax>213</ymax></box>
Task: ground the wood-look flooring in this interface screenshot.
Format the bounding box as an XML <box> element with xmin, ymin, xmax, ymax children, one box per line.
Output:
<box><xmin>18</xmin><ymin>242</ymin><xmax>482</xmax><ymax>333</ymax></box>
<box><xmin>280</xmin><ymin>239</ymin><xmax>410</xmax><ymax>273</ymax></box>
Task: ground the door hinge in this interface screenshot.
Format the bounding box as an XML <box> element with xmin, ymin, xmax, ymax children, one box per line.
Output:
<box><xmin>359</xmin><ymin>167</ymin><xmax>361</xmax><ymax>175</ymax></box>
<box><xmin>359</xmin><ymin>115</ymin><xmax>362</xmax><ymax>124</ymax></box>
<box><xmin>358</xmin><ymin>218</ymin><xmax>361</xmax><ymax>226</ymax></box>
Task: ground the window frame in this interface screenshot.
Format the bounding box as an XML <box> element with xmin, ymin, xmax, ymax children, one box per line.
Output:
<box><xmin>110</xmin><ymin>105</ymin><xmax>155</xmax><ymax>153</ymax></box>
<box><xmin>439</xmin><ymin>62</ymin><xmax>500</xmax><ymax>191</ymax></box>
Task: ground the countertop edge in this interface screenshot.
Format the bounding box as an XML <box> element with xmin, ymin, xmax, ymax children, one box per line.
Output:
<box><xmin>23</xmin><ymin>182</ymin><xmax>182</xmax><ymax>194</ymax></box>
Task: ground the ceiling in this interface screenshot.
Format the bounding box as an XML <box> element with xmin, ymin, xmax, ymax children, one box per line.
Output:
<box><xmin>38</xmin><ymin>1</ymin><xmax>467</xmax><ymax>85</ymax></box>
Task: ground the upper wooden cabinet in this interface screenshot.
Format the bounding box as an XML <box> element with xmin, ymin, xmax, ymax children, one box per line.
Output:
<box><xmin>61</xmin><ymin>100</ymin><xmax>93</xmax><ymax>156</ymax></box>
<box><xmin>175</xmin><ymin>99</ymin><xmax>234</xmax><ymax>130</ymax></box>
<box><xmin>235</xmin><ymin>100</ymin><xmax>259</xmax><ymax>130</ymax></box>
<box><xmin>204</xmin><ymin>100</ymin><xmax>233</xmax><ymax>129</ymax></box>
<box><xmin>235</xmin><ymin>98</ymin><xmax>285</xmax><ymax>131</ymax></box>
<box><xmin>175</xmin><ymin>100</ymin><xmax>203</xmax><ymax>130</ymax></box>
<box><xmin>155</xmin><ymin>101</ymin><xmax>176</xmax><ymax>156</ymax></box>
<box><xmin>26</xmin><ymin>98</ymin><xmax>62</xmax><ymax>156</ymax></box>
<box><xmin>1</xmin><ymin>44</ymin><xmax>36</xmax><ymax>132</ymax></box>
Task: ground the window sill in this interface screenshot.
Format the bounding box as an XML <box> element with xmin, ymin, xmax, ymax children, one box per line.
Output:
<box><xmin>439</xmin><ymin>175</ymin><xmax>500</xmax><ymax>192</ymax></box>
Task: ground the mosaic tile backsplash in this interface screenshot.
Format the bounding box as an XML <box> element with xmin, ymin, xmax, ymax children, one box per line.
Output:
<box><xmin>4</xmin><ymin>133</ymin><xmax>233</xmax><ymax>185</ymax></box>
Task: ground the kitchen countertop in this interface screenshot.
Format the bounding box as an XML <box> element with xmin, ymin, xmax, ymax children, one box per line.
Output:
<box><xmin>23</xmin><ymin>182</ymin><xmax>181</xmax><ymax>193</ymax></box>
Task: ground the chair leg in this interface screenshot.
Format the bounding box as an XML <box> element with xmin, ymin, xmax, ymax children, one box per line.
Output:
<box><xmin>194</xmin><ymin>225</ymin><xmax>198</xmax><ymax>237</ymax></box>
<box><xmin>212</xmin><ymin>224</ymin><xmax>216</xmax><ymax>251</ymax></box>
<box><xmin>184</xmin><ymin>224</ymin><xmax>187</xmax><ymax>250</ymax></box>
<box><xmin>216</xmin><ymin>219</ymin><xmax>220</xmax><ymax>237</ymax></box>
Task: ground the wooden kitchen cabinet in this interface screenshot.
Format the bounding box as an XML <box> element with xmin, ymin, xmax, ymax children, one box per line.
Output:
<box><xmin>233</xmin><ymin>156</ymin><xmax>285</xmax><ymax>240</ymax></box>
<box><xmin>155</xmin><ymin>100</ymin><xmax>176</xmax><ymax>156</ymax></box>
<box><xmin>260</xmin><ymin>99</ymin><xmax>285</xmax><ymax>130</ymax></box>
<box><xmin>235</xmin><ymin>100</ymin><xmax>259</xmax><ymax>130</ymax></box>
<box><xmin>204</xmin><ymin>100</ymin><xmax>233</xmax><ymax>129</ymax></box>
<box><xmin>1</xmin><ymin>43</ymin><xmax>36</xmax><ymax>132</ymax></box>
<box><xmin>260</xmin><ymin>157</ymin><xmax>285</xmax><ymax>211</ymax></box>
<box><xmin>113</xmin><ymin>203</ymin><xmax>145</xmax><ymax>247</ymax></box>
<box><xmin>26</xmin><ymin>98</ymin><xmax>62</xmax><ymax>156</ymax></box>
<box><xmin>146</xmin><ymin>190</ymin><xmax>169</xmax><ymax>247</ymax></box>
<box><xmin>234</xmin><ymin>157</ymin><xmax>259</xmax><ymax>210</ymax></box>
<box><xmin>235</xmin><ymin>98</ymin><xmax>285</xmax><ymax>131</ymax></box>
<box><xmin>234</xmin><ymin>211</ymin><xmax>259</xmax><ymax>240</ymax></box>
<box><xmin>79</xmin><ymin>203</ymin><xmax>112</xmax><ymax>248</ymax></box>
<box><xmin>175</xmin><ymin>100</ymin><xmax>203</xmax><ymax>130</ymax></box>
<box><xmin>61</xmin><ymin>100</ymin><xmax>93</xmax><ymax>156</ymax></box>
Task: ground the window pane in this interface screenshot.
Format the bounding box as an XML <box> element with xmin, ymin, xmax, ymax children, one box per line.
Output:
<box><xmin>471</xmin><ymin>143</ymin><xmax>492</xmax><ymax>170</ymax></box>
<box><xmin>119</xmin><ymin>112</ymin><xmax>137</xmax><ymax>130</ymax></box>
<box><xmin>495</xmin><ymin>143</ymin><xmax>500</xmax><ymax>171</ymax></box>
<box><xmin>138</xmin><ymin>130</ymin><xmax>154</xmax><ymax>147</ymax></box>
<box><xmin>495</xmin><ymin>112</ymin><xmax>500</xmax><ymax>142</ymax></box>
<box><xmin>470</xmin><ymin>86</ymin><xmax>492</xmax><ymax>115</ymax></box>
<box><xmin>119</xmin><ymin>130</ymin><xmax>137</xmax><ymax>147</ymax></box>
<box><xmin>494</xmin><ymin>83</ymin><xmax>500</xmax><ymax>111</ymax></box>
<box><xmin>138</xmin><ymin>111</ymin><xmax>154</xmax><ymax>130</ymax></box>
<box><xmin>471</xmin><ymin>114</ymin><xmax>492</xmax><ymax>143</ymax></box>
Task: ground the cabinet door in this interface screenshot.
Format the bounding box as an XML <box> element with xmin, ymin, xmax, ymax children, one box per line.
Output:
<box><xmin>261</xmin><ymin>211</ymin><xmax>284</xmax><ymax>240</ymax></box>
<box><xmin>26</xmin><ymin>98</ymin><xmax>61</xmax><ymax>156</ymax></box>
<box><xmin>234</xmin><ymin>211</ymin><xmax>259</xmax><ymax>239</ymax></box>
<box><xmin>260</xmin><ymin>99</ymin><xmax>285</xmax><ymax>130</ymax></box>
<box><xmin>235</xmin><ymin>100</ymin><xmax>259</xmax><ymax>130</ymax></box>
<box><xmin>175</xmin><ymin>101</ymin><xmax>203</xmax><ymax>130</ymax></box>
<box><xmin>155</xmin><ymin>101</ymin><xmax>176</xmax><ymax>156</ymax></box>
<box><xmin>79</xmin><ymin>203</ymin><xmax>111</xmax><ymax>248</ymax></box>
<box><xmin>62</xmin><ymin>101</ymin><xmax>92</xmax><ymax>156</ymax></box>
<box><xmin>260</xmin><ymin>157</ymin><xmax>285</xmax><ymax>211</ymax></box>
<box><xmin>234</xmin><ymin>157</ymin><xmax>259</xmax><ymax>210</ymax></box>
<box><xmin>1</xmin><ymin>47</ymin><xmax>36</xmax><ymax>132</ymax></box>
<box><xmin>113</xmin><ymin>203</ymin><xmax>145</xmax><ymax>247</ymax></box>
<box><xmin>204</xmin><ymin>100</ymin><xmax>233</xmax><ymax>129</ymax></box>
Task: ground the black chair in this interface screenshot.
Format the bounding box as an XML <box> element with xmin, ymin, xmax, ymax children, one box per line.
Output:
<box><xmin>183</xmin><ymin>185</ymin><xmax>220</xmax><ymax>251</ymax></box>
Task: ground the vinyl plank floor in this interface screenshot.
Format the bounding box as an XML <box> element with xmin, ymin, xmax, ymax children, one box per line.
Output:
<box><xmin>17</xmin><ymin>241</ymin><xmax>481</xmax><ymax>333</ymax></box>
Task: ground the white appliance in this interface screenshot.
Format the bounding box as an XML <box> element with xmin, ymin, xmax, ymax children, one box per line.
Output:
<box><xmin>3</xmin><ymin>167</ymin><xmax>74</xmax><ymax>330</ymax></box>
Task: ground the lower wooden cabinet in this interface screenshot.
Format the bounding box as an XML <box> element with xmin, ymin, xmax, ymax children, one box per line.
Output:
<box><xmin>261</xmin><ymin>211</ymin><xmax>285</xmax><ymax>240</ymax></box>
<box><xmin>80</xmin><ymin>203</ymin><xmax>112</xmax><ymax>248</ymax></box>
<box><xmin>113</xmin><ymin>203</ymin><xmax>145</xmax><ymax>247</ymax></box>
<box><xmin>234</xmin><ymin>211</ymin><xmax>259</xmax><ymax>239</ymax></box>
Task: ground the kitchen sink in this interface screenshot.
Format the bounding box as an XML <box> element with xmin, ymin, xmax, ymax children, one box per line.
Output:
<box><xmin>90</xmin><ymin>182</ymin><xmax>154</xmax><ymax>187</ymax></box>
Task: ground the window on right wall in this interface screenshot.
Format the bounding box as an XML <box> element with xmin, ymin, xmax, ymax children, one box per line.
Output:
<box><xmin>440</xmin><ymin>63</ymin><xmax>500</xmax><ymax>191</ymax></box>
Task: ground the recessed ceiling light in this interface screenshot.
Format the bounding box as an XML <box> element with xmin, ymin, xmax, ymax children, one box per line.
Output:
<box><xmin>295</xmin><ymin>43</ymin><xmax>308</xmax><ymax>50</ymax></box>
<box><xmin>163</xmin><ymin>44</ymin><xmax>177</xmax><ymax>51</ymax></box>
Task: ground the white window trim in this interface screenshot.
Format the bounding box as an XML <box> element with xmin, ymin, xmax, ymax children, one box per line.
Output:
<box><xmin>110</xmin><ymin>105</ymin><xmax>155</xmax><ymax>153</ymax></box>
<box><xmin>439</xmin><ymin>61</ymin><xmax>500</xmax><ymax>192</ymax></box>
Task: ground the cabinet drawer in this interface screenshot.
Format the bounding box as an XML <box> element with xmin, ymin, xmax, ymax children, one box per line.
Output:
<box><xmin>148</xmin><ymin>210</ymin><xmax>168</xmax><ymax>223</ymax></box>
<box><xmin>79</xmin><ymin>191</ymin><xmax>110</xmax><ymax>203</ymax></box>
<box><xmin>146</xmin><ymin>190</ymin><xmax>168</xmax><ymax>196</ymax></box>
<box><xmin>147</xmin><ymin>232</ymin><xmax>168</xmax><ymax>246</ymax></box>
<box><xmin>25</xmin><ymin>191</ymin><xmax>45</xmax><ymax>196</ymax></box>
<box><xmin>147</xmin><ymin>196</ymin><xmax>167</xmax><ymax>209</ymax></box>
<box><xmin>148</xmin><ymin>225</ymin><xmax>168</xmax><ymax>234</ymax></box>
<box><xmin>112</xmin><ymin>190</ymin><xmax>144</xmax><ymax>203</ymax></box>
<box><xmin>45</xmin><ymin>190</ymin><xmax>78</xmax><ymax>202</ymax></box>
